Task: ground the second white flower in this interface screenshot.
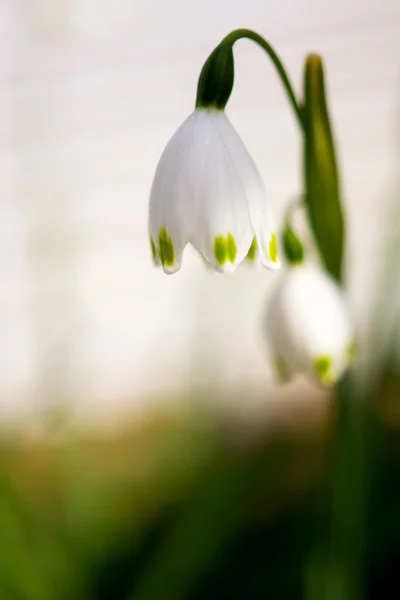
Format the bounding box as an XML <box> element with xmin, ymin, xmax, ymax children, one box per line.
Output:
<box><xmin>264</xmin><ymin>265</ymin><xmax>355</xmax><ymax>386</ymax></box>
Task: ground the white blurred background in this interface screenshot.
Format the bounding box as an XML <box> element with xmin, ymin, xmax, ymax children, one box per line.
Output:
<box><xmin>0</xmin><ymin>0</ymin><xmax>399</xmax><ymax>428</ymax></box>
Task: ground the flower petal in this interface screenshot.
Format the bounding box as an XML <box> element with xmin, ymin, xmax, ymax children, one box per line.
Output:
<box><xmin>187</xmin><ymin>110</ymin><xmax>254</xmax><ymax>272</ymax></box>
<box><xmin>211</xmin><ymin>112</ymin><xmax>281</xmax><ymax>271</ymax></box>
<box><xmin>255</xmin><ymin>211</ymin><xmax>281</xmax><ymax>270</ymax></box>
<box><xmin>149</xmin><ymin>112</ymin><xmax>202</xmax><ymax>272</ymax></box>
<box><xmin>149</xmin><ymin>234</ymin><xmax>160</xmax><ymax>266</ymax></box>
<box><xmin>151</xmin><ymin>226</ymin><xmax>186</xmax><ymax>275</ymax></box>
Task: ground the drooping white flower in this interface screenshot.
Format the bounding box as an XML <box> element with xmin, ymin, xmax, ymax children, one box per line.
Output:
<box><xmin>149</xmin><ymin>108</ymin><xmax>280</xmax><ymax>274</ymax></box>
<box><xmin>264</xmin><ymin>265</ymin><xmax>356</xmax><ymax>386</ymax></box>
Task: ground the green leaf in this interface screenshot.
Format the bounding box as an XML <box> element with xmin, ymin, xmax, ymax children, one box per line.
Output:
<box><xmin>303</xmin><ymin>54</ymin><xmax>344</xmax><ymax>283</ymax></box>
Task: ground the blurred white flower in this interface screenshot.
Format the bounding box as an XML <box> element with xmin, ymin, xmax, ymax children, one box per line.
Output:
<box><xmin>265</xmin><ymin>265</ymin><xmax>355</xmax><ymax>386</ymax></box>
<box><xmin>149</xmin><ymin>108</ymin><xmax>280</xmax><ymax>274</ymax></box>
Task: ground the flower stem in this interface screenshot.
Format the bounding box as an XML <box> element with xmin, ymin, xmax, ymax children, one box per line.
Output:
<box><xmin>220</xmin><ymin>29</ymin><xmax>304</xmax><ymax>132</ymax></box>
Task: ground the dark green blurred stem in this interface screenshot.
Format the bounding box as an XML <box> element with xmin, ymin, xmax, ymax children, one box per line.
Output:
<box><xmin>307</xmin><ymin>372</ymin><xmax>368</xmax><ymax>600</ymax></box>
<box><xmin>197</xmin><ymin>29</ymin><xmax>304</xmax><ymax>131</ymax></box>
<box><xmin>327</xmin><ymin>375</ymin><xmax>366</xmax><ymax>600</ymax></box>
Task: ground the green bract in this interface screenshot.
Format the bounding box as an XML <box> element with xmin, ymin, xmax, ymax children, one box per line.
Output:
<box><xmin>282</xmin><ymin>227</ymin><xmax>304</xmax><ymax>265</ymax></box>
<box><xmin>303</xmin><ymin>54</ymin><xmax>344</xmax><ymax>283</ymax></box>
<box><xmin>196</xmin><ymin>44</ymin><xmax>234</xmax><ymax>110</ymax></box>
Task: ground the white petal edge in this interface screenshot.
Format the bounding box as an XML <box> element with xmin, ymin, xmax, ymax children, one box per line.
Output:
<box><xmin>210</xmin><ymin>111</ymin><xmax>281</xmax><ymax>271</ymax></box>
<box><xmin>183</xmin><ymin>110</ymin><xmax>255</xmax><ymax>273</ymax></box>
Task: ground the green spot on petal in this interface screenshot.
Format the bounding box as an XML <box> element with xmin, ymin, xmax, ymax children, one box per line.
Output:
<box><xmin>214</xmin><ymin>236</ymin><xmax>227</xmax><ymax>265</ymax></box>
<box><xmin>214</xmin><ymin>233</ymin><xmax>237</xmax><ymax>266</ymax></box>
<box><xmin>269</xmin><ymin>233</ymin><xmax>278</xmax><ymax>263</ymax></box>
<box><xmin>150</xmin><ymin>236</ymin><xmax>158</xmax><ymax>264</ymax></box>
<box><xmin>227</xmin><ymin>233</ymin><xmax>237</xmax><ymax>262</ymax></box>
<box><xmin>314</xmin><ymin>355</ymin><xmax>334</xmax><ymax>385</ymax></box>
<box><xmin>158</xmin><ymin>227</ymin><xmax>174</xmax><ymax>267</ymax></box>
<box><xmin>246</xmin><ymin>238</ymin><xmax>257</xmax><ymax>262</ymax></box>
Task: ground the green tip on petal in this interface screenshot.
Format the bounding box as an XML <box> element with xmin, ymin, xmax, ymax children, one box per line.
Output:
<box><xmin>158</xmin><ymin>227</ymin><xmax>175</xmax><ymax>267</ymax></box>
<box><xmin>227</xmin><ymin>233</ymin><xmax>237</xmax><ymax>262</ymax></box>
<box><xmin>269</xmin><ymin>233</ymin><xmax>278</xmax><ymax>263</ymax></box>
<box><xmin>214</xmin><ymin>236</ymin><xmax>226</xmax><ymax>264</ymax></box>
<box><xmin>246</xmin><ymin>238</ymin><xmax>257</xmax><ymax>262</ymax></box>
<box><xmin>313</xmin><ymin>355</ymin><xmax>334</xmax><ymax>385</ymax></box>
<box><xmin>150</xmin><ymin>236</ymin><xmax>158</xmax><ymax>264</ymax></box>
<box><xmin>214</xmin><ymin>233</ymin><xmax>237</xmax><ymax>266</ymax></box>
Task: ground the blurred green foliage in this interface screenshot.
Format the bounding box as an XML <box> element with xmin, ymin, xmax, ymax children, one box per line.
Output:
<box><xmin>0</xmin><ymin>378</ymin><xmax>399</xmax><ymax>600</ymax></box>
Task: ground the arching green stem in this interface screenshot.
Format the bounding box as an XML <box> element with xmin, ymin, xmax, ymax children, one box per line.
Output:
<box><xmin>221</xmin><ymin>29</ymin><xmax>304</xmax><ymax>130</ymax></box>
<box><xmin>196</xmin><ymin>28</ymin><xmax>304</xmax><ymax>132</ymax></box>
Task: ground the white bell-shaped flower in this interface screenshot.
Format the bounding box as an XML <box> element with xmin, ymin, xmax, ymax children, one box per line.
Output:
<box><xmin>149</xmin><ymin>108</ymin><xmax>280</xmax><ymax>274</ymax></box>
<box><xmin>264</xmin><ymin>265</ymin><xmax>355</xmax><ymax>386</ymax></box>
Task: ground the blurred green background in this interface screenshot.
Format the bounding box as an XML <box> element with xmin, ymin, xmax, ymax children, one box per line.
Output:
<box><xmin>1</xmin><ymin>365</ymin><xmax>399</xmax><ymax>599</ymax></box>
